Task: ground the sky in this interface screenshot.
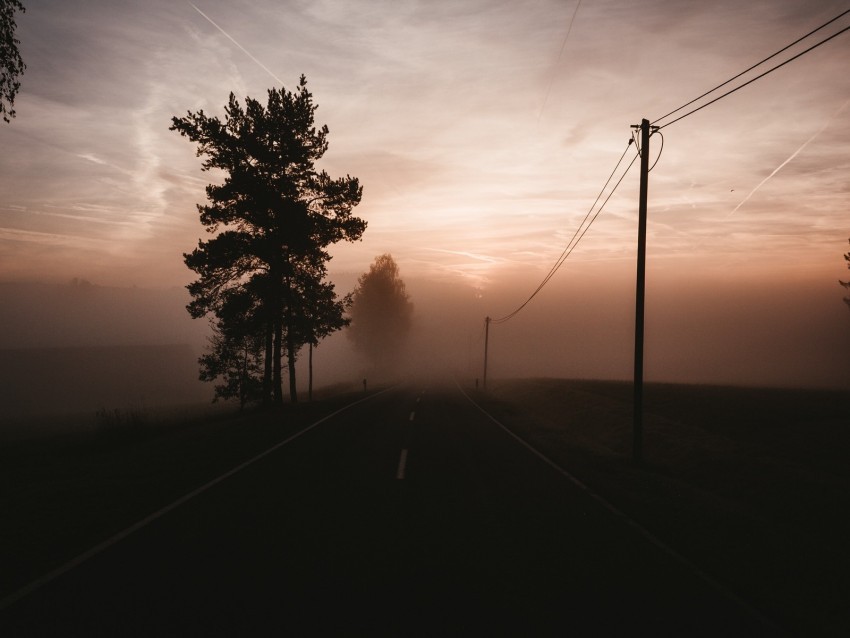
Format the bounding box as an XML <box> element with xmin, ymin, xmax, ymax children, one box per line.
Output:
<box><xmin>1</xmin><ymin>0</ymin><xmax>849</xmax><ymax>390</ymax></box>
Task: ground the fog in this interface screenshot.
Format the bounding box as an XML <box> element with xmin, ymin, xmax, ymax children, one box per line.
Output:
<box><xmin>2</xmin><ymin>267</ymin><xmax>849</xmax><ymax>427</ymax></box>
<box><xmin>280</xmin><ymin>265</ymin><xmax>850</xmax><ymax>391</ymax></box>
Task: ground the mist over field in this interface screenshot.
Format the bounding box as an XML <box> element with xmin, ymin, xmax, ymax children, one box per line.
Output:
<box><xmin>2</xmin><ymin>261</ymin><xmax>848</xmax><ymax>430</ymax></box>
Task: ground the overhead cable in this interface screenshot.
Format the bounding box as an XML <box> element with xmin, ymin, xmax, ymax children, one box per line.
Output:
<box><xmin>655</xmin><ymin>21</ymin><xmax>850</xmax><ymax>130</ymax></box>
<box><xmin>652</xmin><ymin>9</ymin><xmax>850</xmax><ymax>126</ymax></box>
<box><xmin>491</xmin><ymin>141</ymin><xmax>639</xmax><ymax>324</ymax></box>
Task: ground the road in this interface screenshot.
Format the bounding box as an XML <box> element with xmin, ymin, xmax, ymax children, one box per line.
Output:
<box><xmin>1</xmin><ymin>384</ymin><xmax>774</xmax><ymax>636</ymax></box>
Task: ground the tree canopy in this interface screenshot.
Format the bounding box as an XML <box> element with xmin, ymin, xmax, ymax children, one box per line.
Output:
<box><xmin>0</xmin><ymin>0</ymin><xmax>25</xmax><ymax>123</ymax></box>
<box><xmin>171</xmin><ymin>76</ymin><xmax>365</xmax><ymax>405</ymax></box>
<box><xmin>347</xmin><ymin>254</ymin><xmax>413</xmax><ymax>372</ymax></box>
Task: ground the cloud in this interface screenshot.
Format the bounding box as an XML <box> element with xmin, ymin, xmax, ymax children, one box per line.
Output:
<box><xmin>1</xmin><ymin>0</ymin><xmax>849</xmax><ymax>292</ymax></box>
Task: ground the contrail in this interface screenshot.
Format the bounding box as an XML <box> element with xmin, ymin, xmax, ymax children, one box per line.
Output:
<box><xmin>424</xmin><ymin>247</ymin><xmax>504</xmax><ymax>263</ymax></box>
<box><xmin>188</xmin><ymin>1</ymin><xmax>284</xmax><ymax>86</ymax></box>
<box><xmin>729</xmin><ymin>98</ymin><xmax>849</xmax><ymax>216</ymax></box>
<box><xmin>538</xmin><ymin>0</ymin><xmax>582</xmax><ymax>121</ymax></box>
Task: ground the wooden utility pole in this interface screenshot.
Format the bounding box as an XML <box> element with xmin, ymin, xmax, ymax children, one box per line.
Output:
<box><xmin>632</xmin><ymin>118</ymin><xmax>654</xmax><ymax>465</ymax></box>
<box><xmin>483</xmin><ymin>316</ymin><xmax>491</xmax><ymax>390</ymax></box>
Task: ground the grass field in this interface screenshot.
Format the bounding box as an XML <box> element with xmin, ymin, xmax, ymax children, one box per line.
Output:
<box><xmin>473</xmin><ymin>378</ymin><xmax>850</xmax><ymax>636</ymax></box>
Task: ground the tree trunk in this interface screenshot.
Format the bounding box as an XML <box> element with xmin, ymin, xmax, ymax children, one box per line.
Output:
<box><xmin>263</xmin><ymin>317</ymin><xmax>273</xmax><ymax>406</ymax></box>
<box><xmin>285</xmin><ymin>276</ymin><xmax>298</xmax><ymax>403</ymax></box>
<box><xmin>286</xmin><ymin>324</ymin><xmax>298</xmax><ymax>404</ymax></box>
<box><xmin>308</xmin><ymin>341</ymin><xmax>313</xmax><ymax>402</ymax></box>
<box><xmin>240</xmin><ymin>344</ymin><xmax>249</xmax><ymax>410</ymax></box>
<box><xmin>270</xmin><ymin>268</ymin><xmax>284</xmax><ymax>406</ymax></box>
<box><xmin>273</xmin><ymin>315</ymin><xmax>283</xmax><ymax>405</ymax></box>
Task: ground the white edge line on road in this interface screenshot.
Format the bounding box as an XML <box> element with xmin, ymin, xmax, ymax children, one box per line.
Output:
<box><xmin>0</xmin><ymin>386</ymin><xmax>397</xmax><ymax>612</ymax></box>
<box><xmin>455</xmin><ymin>381</ymin><xmax>785</xmax><ymax>635</ymax></box>
<box><xmin>396</xmin><ymin>449</ymin><xmax>408</xmax><ymax>480</ymax></box>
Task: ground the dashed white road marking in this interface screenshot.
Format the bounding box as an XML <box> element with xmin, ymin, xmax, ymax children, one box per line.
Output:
<box><xmin>396</xmin><ymin>449</ymin><xmax>409</xmax><ymax>480</ymax></box>
<box><xmin>409</xmin><ymin>411</ymin><xmax>415</xmax><ymax>421</ymax></box>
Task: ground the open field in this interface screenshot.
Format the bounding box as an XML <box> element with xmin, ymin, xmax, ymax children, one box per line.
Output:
<box><xmin>0</xmin><ymin>344</ymin><xmax>210</xmax><ymax>425</ymax></box>
<box><xmin>473</xmin><ymin>379</ymin><xmax>850</xmax><ymax>636</ymax></box>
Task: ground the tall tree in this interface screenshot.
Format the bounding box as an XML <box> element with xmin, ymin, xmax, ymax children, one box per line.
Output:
<box><xmin>347</xmin><ymin>254</ymin><xmax>413</xmax><ymax>372</ymax></box>
<box><xmin>171</xmin><ymin>76</ymin><xmax>366</xmax><ymax>405</ymax></box>
<box><xmin>0</xmin><ymin>0</ymin><xmax>25</xmax><ymax>123</ymax></box>
<box><xmin>841</xmin><ymin>238</ymin><xmax>850</xmax><ymax>312</ymax></box>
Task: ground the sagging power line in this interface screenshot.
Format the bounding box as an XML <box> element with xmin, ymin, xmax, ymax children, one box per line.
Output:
<box><xmin>490</xmin><ymin>140</ymin><xmax>639</xmax><ymax>325</ymax></box>
<box><xmin>480</xmin><ymin>140</ymin><xmax>639</xmax><ymax>389</ymax></box>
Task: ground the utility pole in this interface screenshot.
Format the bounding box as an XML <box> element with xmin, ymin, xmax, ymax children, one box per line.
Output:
<box><xmin>483</xmin><ymin>316</ymin><xmax>491</xmax><ymax>390</ymax></box>
<box><xmin>631</xmin><ymin>118</ymin><xmax>656</xmax><ymax>465</ymax></box>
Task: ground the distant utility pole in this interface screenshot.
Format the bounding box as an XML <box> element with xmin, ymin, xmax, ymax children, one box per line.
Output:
<box><xmin>631</xmin><ymin>118</ymin><xmax>657</xmax><ymax>465</ymax></box>
<box><xmin>483</xmin><ymin>316</ymin><xmax>491</xmax><ymax>390</ymax></box>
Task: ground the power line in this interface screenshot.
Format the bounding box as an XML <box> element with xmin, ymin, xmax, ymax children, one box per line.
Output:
<box><xmin>647</xmin><ymin>131</ymin><xmax>664</xmax><ymax>172</ymax></box>
<box><xmin>655</xmin><ymin>20</ymin><xmax>850</xmax><ymax>130</ymax></box>
<box><xmin>486</xmin><ymin>10</ymin><xmax>850</xmax><ymax>331</ymax></box>
<box><xmin>652</xmin><ymin>9</ymin><xmax>850</xmax><ymax>126</ymax></box>
<box><xmin>516</xmin><ymin>141</ymin><xmax>634</xmax><ymax>305</ymax></box>
<box><xmin>491</xmin><ymin>141</ymin><xmax>639</xmax><ymax>324</ymax></box>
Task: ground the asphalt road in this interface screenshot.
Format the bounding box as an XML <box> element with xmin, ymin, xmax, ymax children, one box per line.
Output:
<box><xmin>1</xmin><ymin>384</ymin><xmax>775</xmax><ymax>636</ymax></box>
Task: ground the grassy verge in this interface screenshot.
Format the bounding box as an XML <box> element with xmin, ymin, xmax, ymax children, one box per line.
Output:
<box><xmin>0</xmin><ymin>387</ymin><xmax>369</xmax><ymax>602</ymax></box>
<box><xmin>472</xmin><ymin>378</ymin><xmax>850</xmax><ymax>637</ymax></box>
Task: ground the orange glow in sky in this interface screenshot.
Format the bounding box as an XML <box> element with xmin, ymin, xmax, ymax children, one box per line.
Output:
<box><xmin>1</xmin><ymin>1</ymin><xmax>849</xmax><ymax>389</ymax></box>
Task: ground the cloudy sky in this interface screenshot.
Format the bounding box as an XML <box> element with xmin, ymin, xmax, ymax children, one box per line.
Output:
<box><xmin>1</xmin><ymin>0</ymin><xmax>849</xmax><ymax>387</ymax></box>
<box><xmin>1</xmin><ymin>0</ymin><xmax>847</xmax><ymax>285</ymax></box>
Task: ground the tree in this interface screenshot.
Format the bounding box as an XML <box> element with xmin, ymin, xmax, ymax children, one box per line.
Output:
<box><xmin>0</xmin><ymin>0</ymin><xmax>25</xmax><ymax>123</ymax></box>
<box><xmin>841</xmin><ymin>238</ymin><xmax>850</xmax><ymax>312</ymax></box>
<box><xmin>198</xmin><ymin>289</ymin><xmax>264</xmax><ymax>409</ymax></box>
<box><xmin>347</xmin><ymin>254</ymin><xmax>413</xmax><ymax>372</ymax></box>
<box><xmin>171</xmin><ymin>76</ymin><xmax>366</xmax><ymax>405</ymax></box>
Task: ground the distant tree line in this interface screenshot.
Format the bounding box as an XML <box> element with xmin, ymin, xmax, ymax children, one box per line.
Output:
<box><xmin>171</xmin><ymin>76</ymin><xmax>365</xmax><ymax>407</ymax></box>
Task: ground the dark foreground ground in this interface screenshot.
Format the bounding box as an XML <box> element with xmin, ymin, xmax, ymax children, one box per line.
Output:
<box><xmin>475</xmin><ymin>379</ymin><xmax>850</xmax><ymax>636</ymax></box>
<box><xmin>1</xmin><ymin>380</ymin><xmax>847</xmax><ymax>635</ymax></box>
